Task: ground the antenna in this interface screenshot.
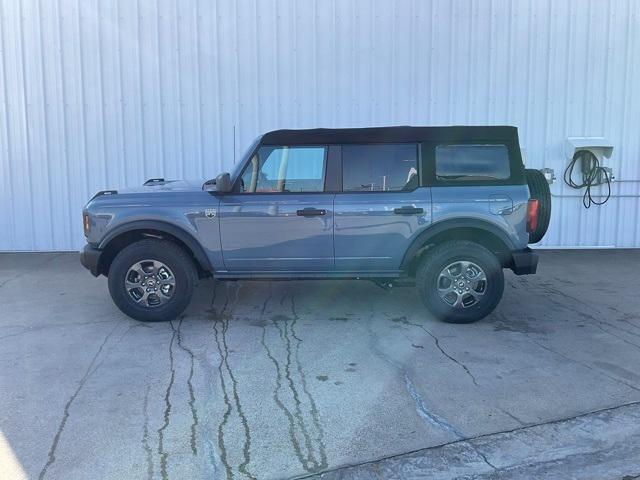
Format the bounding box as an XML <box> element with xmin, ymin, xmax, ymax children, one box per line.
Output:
<box><xmin>233</xmin><ymin>125</ymin><xmax>237</xmax><ymax>165</ymax></box>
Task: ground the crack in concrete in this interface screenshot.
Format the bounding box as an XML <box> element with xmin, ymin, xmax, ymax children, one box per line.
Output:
<box><xmin>0</xmin><ymin>273</ymin><xmax>26</xmax><ymax>288</ymax></box>
<box><xmin>473</xmin><ymin>446</ymin><xmax>499</xmax><ymax>471</ymax></box>
<box><xmin>498</xmin><ymin>407</ymin><xmax>527</xmax><ymax>427</ymax></box>
<box><xmin>260</xmin><ymin>285</ymin><xmax>327</xmax><ymax>474</ymax></box>
<box><xmin>299</xmin><ymin>400</ymin><xmax>640</xmax><ymax>479</ymax></box>
<box><xmin>171</xmin><ymin>316</ymin><xmax>200</xmax><ymax>456</ymax></box>
<box><xmin>142</xmin><ymin>385</ymin><xmax>155</xmax><ymax>480</ymax></box>
<box><xmin>38</xmin><ymin>322</ymin><xmax>121</xmax><ymax>480</ymax></box>
<box><xmin>365</xmin><ymin>314</ymin><xmax>464</xmax><ymax>439</ymax></box>
<box><xmin>211</xmin><ymin>282</ymin><xmax>255</xmax><ymax>480</ymax></box>
<box><xmin>391</xmin><ymin>315</ymin><xmax>479</xmax><ymax>386</ymax></box>
<box><xmin>470</xmin><ymin>441</ymin><xmax>636</xmax><ymax>478</ymax></box>
<box><xmin>403</xmin><ymin>373</ymin><xmax>464</xmax><ymax>438</ymax></box>
<box><xmin>157</xmin><ymin>323</ymin><xmax>177</xmax><ymax>480</ymax></box>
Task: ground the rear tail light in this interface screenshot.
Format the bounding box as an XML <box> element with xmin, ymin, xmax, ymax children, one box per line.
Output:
<box><xmin>83</xmin><ymin>213</ymin><xmax>91</xmax><ymax>236</ymax></box>
<box><xmin>527</xmin><ymin>199</ymin><xmax>539</xmax><ymax>233</ymax></box>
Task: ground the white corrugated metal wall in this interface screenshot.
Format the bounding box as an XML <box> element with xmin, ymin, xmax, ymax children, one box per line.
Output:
<box><xmin>1</xmin><ymin>0</ymin><xmax>639</xmax><ymax>251</ymax></box>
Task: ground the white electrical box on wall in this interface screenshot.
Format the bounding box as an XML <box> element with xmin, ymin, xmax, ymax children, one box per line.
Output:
<box><xmin>564</xmin><ymin>137</ymin><xmax>614</xmax><ymax>161</ymax></box>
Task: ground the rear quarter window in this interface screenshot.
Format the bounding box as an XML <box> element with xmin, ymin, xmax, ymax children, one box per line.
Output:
<box><xmin>435</xmin><ymin>144</ymin><xmax>510</xmax><ymax>181</ymax></box>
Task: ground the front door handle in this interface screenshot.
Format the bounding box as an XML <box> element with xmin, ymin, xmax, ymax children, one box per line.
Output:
<box><xmin>296</xmin><ymin>208</ymin><xmax>326</xmax><ymax>217</ymax></box>
<box><xmin>393</xmin><ymin>206</ymin><xmax>424</xmax><ymax>215</ymax></box>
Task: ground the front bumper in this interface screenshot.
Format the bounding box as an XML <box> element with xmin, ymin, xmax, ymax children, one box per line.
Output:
<box><xmin>80</xmin><ymin>244</ymin><xmax>102</xmax><ymax>277</ymax></box>
<box><xmin>510</xmin><ymin>248</ymin><xmax>538</xmax><ymax>275</ymax></box>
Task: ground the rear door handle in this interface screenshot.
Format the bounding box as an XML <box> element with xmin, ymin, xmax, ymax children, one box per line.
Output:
<box><xmin>393</xmin><ymin>206</ymin><xmax>424</xmax><ymax>215</ymax></box>
<box><xmin>296</xmin><ymin>208</ymin><xmax>326</xmax><ymax>217</ymax></box>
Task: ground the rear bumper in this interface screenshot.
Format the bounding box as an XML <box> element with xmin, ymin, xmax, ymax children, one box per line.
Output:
<box><xmin>80</xmin><ymin>244</ymin><xmax>102</xmax><ymax>277</ymax></box>
<box><xmin>510</xmin><ymin>248</ymin><xmax>538</xmax><ymax>275</ymax></box>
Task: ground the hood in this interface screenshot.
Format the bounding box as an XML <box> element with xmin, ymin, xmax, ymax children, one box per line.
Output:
<box><xmin>118</xmin><ymin>179</ymin><xmax>207</xmax><ymax>194</ymax></box>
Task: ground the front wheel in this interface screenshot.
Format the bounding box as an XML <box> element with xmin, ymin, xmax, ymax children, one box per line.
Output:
<box><xmin>107</xmin><ymin>239</ymin><xmax>196</xmax><ymax>322</ymax></box>
<box><xmin>416</xmin><ymin>241</ymin><xmax>504</xmax><ymax>324</ymax></box>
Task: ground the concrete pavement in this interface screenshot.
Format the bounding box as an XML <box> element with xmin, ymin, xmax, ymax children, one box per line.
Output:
<box><xmin>313</xmin><ymin>402</ymin><xmax>640</xmax><ymax>479</ymax></box>
<box><xmin>0</xmin><ymin>250</ymin><xmax>639</xmax><ymax>479</ymax></box>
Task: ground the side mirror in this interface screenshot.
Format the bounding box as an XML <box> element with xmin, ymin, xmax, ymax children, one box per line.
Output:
<box><xmin>204</xmin><ymin>172</ymin><xmax>232</xmax><ymax>193</ymax></box>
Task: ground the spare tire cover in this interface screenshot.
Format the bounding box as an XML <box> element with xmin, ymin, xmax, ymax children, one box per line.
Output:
<box><xmin>525</xmin><ymin>169</ymin><xmax>551</xmax><ymax>244</ymax></box>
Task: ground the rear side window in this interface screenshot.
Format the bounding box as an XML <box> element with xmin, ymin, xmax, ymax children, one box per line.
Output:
<box><xmin>239</xmin><ymin>146</ymin><xmax>326</xmax><ymax>193</ymax></box>
<box><xmin>435</xmin><ymin>144</ymin><xmax>510</xmax><ymax>181</ymax></box>
<box><xmin>342</xmin><ymin>144</ymin><xmax>419</xmax><ymax>192</ymax></box>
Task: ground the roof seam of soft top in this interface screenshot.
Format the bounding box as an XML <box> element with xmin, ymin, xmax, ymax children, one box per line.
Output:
<box><xmin>261</xmin><ymin>125</ymin><xmax>519</xmax><ymax>145</ymax></box>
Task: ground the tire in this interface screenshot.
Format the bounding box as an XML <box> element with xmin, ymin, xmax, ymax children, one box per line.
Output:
<box><xmin>416</xmin><ymin>240</ymin><xmax>504</xmax><ymax>324</ymax></box>
<box><xmin>525</xmin><ymin>168</ymin><xmax>551</xmax><ymax>244</ymax></box>
<box><xmin>107</xmin><ymin>239</ymin><xmax>196</xmax><ymax>322</ymax></box>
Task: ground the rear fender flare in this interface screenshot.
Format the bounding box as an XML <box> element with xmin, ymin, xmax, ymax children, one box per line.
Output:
<box><xmin>400</xmin><ymin>218</ymin><xmax>516</xmax><ymax>270</ymax></box>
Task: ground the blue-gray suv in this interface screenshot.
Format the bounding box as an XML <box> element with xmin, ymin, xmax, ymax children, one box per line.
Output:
<box><xmin>81</xmin><ymin>126</ymin><xmax>550</xmax><ymax>323</ymax></box>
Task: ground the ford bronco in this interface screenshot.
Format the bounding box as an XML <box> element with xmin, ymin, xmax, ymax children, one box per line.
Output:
<box><xmin>81</xmin><ymin>126</ymin><xmax>550</xmax><ymax>323</ymax></box>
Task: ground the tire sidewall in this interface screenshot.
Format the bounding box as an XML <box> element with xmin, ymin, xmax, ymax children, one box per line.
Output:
<box><xmin>108</xmin><ymin>241</ymin><xmax>195</xmax><ymax>322</ymax></box>
<box><xmin>418</xmin><ymin>243</ymin><xmax>504</xmax><ymax>323</ymax></box>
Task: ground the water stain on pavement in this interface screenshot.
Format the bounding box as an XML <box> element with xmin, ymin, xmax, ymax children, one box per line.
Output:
<box><xmin>210</xmin><ymin>282</ymin><xmax>256</xmax><ymax>480</ymax></box>
<box><xmin>259</xmin><ymin>284</ymin><xmax>328</xmax><ymax>474</ymax></box>
<box><xmin>171</xmin><ymin>317</ymin><xmax>200</xmax><ymax>455</ymax></box>
<box><xmin>491</xmin><ymin>315</ymin><xmax>550</xmax><ymax>335</ymax></box>
<box><xmin>157</xmin><ymin>324</ymin><xmax>177</xmax><ymax>480</ymax></box>
<box><xmin>142</xmin><ymin>385</ymin><xmax>155</xmax><ymax>480</ymax></box>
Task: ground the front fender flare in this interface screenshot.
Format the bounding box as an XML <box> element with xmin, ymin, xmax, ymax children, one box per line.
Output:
<box><xmin>98</xmin><ymin>220</ymin><xmax>213</xmax><ymax>272</ymax></box>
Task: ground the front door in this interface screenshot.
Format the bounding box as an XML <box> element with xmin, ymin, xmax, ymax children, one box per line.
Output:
<box><xmin>219</xmin><ymin>145</ymin><xmax>334</xmax><ymax>272</ymax></box>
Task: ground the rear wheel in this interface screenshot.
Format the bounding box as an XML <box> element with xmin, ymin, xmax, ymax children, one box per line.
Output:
<box><xmin>416</xmin><ymin>240</ymin><xmax>504</xmax><ymax>323</ymax></box>
<box><xmin>108</xmin><ymin>239</ymin><xmax>196</xmax><ymax>322</ymax></box>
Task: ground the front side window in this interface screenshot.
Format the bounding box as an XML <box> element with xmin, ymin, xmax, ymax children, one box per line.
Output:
<box><xmin>435</xmin><ymin>144</ymin><xmax>510</xmax><ymax>181</ymax></box>
<box><xmin>239</xmin><ymin>146</ymin><xmax>326</xmax><ymax>193</ymax></box>
<box><xmin>342</xmin><ymin>144</ymin><xmax>419</xmax><ymax>192</ymax></box>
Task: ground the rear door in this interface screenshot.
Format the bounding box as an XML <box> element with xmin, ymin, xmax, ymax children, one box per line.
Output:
<box><xmin>219</xmin><ymin>145</ymin><xmax>335</xmax><ymax>272</ymax></box>
<box><xmin>334</xmin><ymin>143</ymin><xmax>432</xmax><ymax>272</ymax></box>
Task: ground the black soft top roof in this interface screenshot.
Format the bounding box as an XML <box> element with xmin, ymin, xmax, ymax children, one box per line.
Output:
<box><xmin>261</xmin><ymin>125</ymin><xmax>519</xmax><ymax>145</ymax></box>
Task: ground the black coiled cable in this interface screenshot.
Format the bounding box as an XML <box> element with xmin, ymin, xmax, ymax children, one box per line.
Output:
<box><xmin>563</xmin><ymin>150</ymin><xmax>611</xmax><ymax>208</ymax></box>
